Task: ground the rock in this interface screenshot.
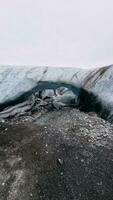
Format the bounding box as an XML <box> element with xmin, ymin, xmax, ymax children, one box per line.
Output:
<box><xmin>57</xmin><ymin>158</ymin><xmax>63</xmax><ymax>165</ymax></box>
<box><xmin>88</xmin><ymin>112</ymin><xmax>97</xmax><ymax>117</ymax></box>
<box><xmin>53</xmin><ymin>101</ymin><xmax>65</xmax><ymax>110</ymax></box>
<box><xmin>0</xmin><ymin>119</ymin><xmax>5</xmax><ymax>123</ymax></box>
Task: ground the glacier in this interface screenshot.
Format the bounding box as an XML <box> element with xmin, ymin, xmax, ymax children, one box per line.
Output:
<box><xmin>0</xmin><ymin>66</ymin><xmax>90</xmax><ymax>107</ymax></box>
<box><xmin>0</xmin><ymin>65</ymin><xmax>113</xmax><ymax>121</ymax></box>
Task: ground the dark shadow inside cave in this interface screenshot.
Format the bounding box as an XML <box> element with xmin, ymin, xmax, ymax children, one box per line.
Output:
<box><xmin>78</xmin><ymin>88</ymin><xmax>111</xmax><ymax>122</ymax></box>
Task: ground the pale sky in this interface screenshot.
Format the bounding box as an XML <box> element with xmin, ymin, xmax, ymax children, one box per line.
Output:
<box><xmin>0</xmin><ymin>0</ymin><xmax>113</xmax><ymax>68</ymax></box>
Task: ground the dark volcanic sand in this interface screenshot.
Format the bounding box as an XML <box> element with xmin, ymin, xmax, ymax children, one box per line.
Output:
<box><xmin>0</xmin><ymin>108</ymin><xmax>113</xmax><ymax>200</ymax></box>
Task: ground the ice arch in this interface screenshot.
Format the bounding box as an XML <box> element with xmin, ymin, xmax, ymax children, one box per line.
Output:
<box><xmin>1</xmin><ymin>65</ymin><xmax>113</xmax><ymax>122</ymax></box>
<box><xmin>0</xmin><ymin>66</ymin><xmax>89</xmax><ymax>110</ymax></box>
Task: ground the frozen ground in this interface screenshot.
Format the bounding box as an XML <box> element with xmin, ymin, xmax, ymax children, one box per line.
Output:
<box><xmin>0</xmin><ymin>108</ymin><xmax>113</xmax><ymax>200</ymax></box>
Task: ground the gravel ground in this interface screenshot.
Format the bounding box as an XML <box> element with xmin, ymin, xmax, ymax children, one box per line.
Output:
<box><xmin>0</xmin><ymin>108</ymin><xmax>113</xmax><ymax>200</ymax></box>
